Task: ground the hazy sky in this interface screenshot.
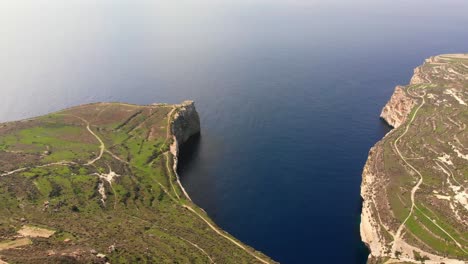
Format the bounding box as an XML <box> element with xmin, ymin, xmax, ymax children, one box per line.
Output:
<box><xmin>0</xmin><ymin>0</ymin><xmax>467</xmax><ymax>121</ymax></box>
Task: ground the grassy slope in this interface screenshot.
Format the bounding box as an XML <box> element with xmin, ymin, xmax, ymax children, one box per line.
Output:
<box><xmin>375</xmin><ymin>55</ymin><xmax>468</xmax><ymax>261</ymax></box>
<box><xmin>0</xmin><ymin>103</ymin><xmax>275</xmax><ymax>264</ymax></box>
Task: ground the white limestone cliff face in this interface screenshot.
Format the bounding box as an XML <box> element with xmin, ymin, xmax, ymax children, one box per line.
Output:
<box><xmin>361</xmin><ymin>55</ymin><xmax>468</xmax><ymax>264</ymax></box>
<box><xmin>171</xmin><ymin>101</ymin><xmax>201</xmax><ymax>145</ymax></box>
<box><xmin>169</xmin><ymin>100</ymin><xmax>201</xmax><ymax>201</ymax></box>
<box><xmin>380</xmin><ymin>86</ymin><xmax>414</xmax><ymax>128</ymax></box>
<box><xmin>362</xmin><ymin>72</ymin><xmax>416</xmax><ymax>263</ymax></box>
<box><xmin>360</xmin><ymin>146</ymin><xmax>386</xmax><ymax>260</ymax></box>
<box><xmin>360</xmin><ymin>137</ymin><xmax>396</xmax><ymax>263</ymax></box>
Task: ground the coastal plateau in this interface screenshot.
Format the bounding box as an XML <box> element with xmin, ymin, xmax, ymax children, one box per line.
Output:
<box><xmin>0</xmin><ymin>101</ymin><xmax>275</xmax><ymax>264</ymax></box>
<box><xmin>361</xmin><ymin>54</ymin><xmax>468</xmax><ymax>263</ymax></box>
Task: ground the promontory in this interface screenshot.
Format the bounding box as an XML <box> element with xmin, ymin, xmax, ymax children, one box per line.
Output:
<box><xmin>361</xmin><ymin>54</ymin><xmax>468</xmax><ymax>263</ymax></box>
<box><xmin>0</xmin><ymin>101</ymin><xmax>275</xmax><ymax>263</ymax></box>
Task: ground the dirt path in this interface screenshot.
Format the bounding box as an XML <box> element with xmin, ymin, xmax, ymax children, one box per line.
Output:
<box><xmin>178</xmin><ymin>236</ymin><xmax>215</xmax><ymax>264</ymax></box>
<box><xmin>182</xmin><ymin>204</ymin><xmax>270</xmax><ymax>264</ymax></box>
<box><xmin>163</xmin><ymin>107</ymin><xmax>271</xmax><ymax>263</ymax></box>
<box><xmin>414</xmin><ymin>207</ymin><xmax>467</xmax><ymax>253</ymax></box>
<box><xmin>81</xmin><ymin>119</ymin><xmax>105</xmax><ymax>165</ymax></box>
<box><xmin>0</xmin><ymin>161</ymin><xmax>75</xmax><ymax>177</ymax></box>
<box><xmin>390</xmin><ymin>87</ymin><xmax>467</xmax><ymax>258</ymax></box>
<box><xmin>126</xmin><ymin>212</ymin><xmax>215</xmax><ymax>264</ymax></box>
<box><xmin>392</xmin><ymin>89</ymin><xmax>427</xmax><ymax>256</ymax></box>
<box><xmin>166</xmin><ymin>107</ymin><xmax>177</xmax><ymax>140</ymax></box>
<box><xmin>2</xmin><ymin>107</ymin><xmax>272</xmax><ymax>264</ymax></box>
<box><xmin>105</xmin><ymin>150</ymin><xmax>129</xmax><ymax>164</ymax></box>
<box><xmin>60</xmin><ymin>114</ymin><xmax>105</xmax><ymax>166</ymax></box>
<box><xmin>164</xmin><ymin>152</ymin><xmax>181</xmax><ymax>200</ymax></box>
<box><xmin>165</xmin><ymin>106</ymin><xmax>193</xmax><ymax>201</ymax></box>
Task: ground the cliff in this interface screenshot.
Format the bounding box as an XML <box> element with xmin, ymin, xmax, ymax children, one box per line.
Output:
<box><xmin>169</xmin><ymin>100</ymin><xmax>201</xmax><ymax>202</ymax></box>
<box><xmin>380</xmin><ymin>86</ymin><xmax>414</xmax><ymax>128</ymax></box>
<box><xmin>171</xmin><ymin>100</ymin><xmax>201</xmax><ymax>145</ymax></box>
<box><xmin>361</xmin><ymin>54</ymin><xmax>468</xmax><ymax>263</ymax></box>
<box><xmin>0</xmin><ymin>101</ymin><xmax>275</xmax><ymax>264</ymax></box>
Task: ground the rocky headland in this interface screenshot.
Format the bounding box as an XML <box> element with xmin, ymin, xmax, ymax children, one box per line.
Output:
<box><xmin>380</xmin><ymin>86</ymin><xmax>414</xmax><ymax>128</ymax></box>
<box><xmin>361</xmin><ymin>54</ymin><xmax>468</xmax><ymax>263</ymax></box>
<box><xmin>0</xmin><ymin>101</ymin><xmax>275</xmax><ymax>263</ymax></box>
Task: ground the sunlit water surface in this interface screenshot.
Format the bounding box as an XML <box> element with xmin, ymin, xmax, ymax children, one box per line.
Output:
<box><xmin>1</xmin><ymin>1</ymin><xmax>467</xmax><ymax>263</ymax></box>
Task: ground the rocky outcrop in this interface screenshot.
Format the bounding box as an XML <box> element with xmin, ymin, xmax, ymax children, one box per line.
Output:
<box><xmin>169</xmin><ymin>100</ymin><xmax>201</xmax><ymax>201</ymax></box>
<box><xmin>171</xmin><ymin>100</ymin><xmax>201</xmax><ymax>145</ymax></box>
<box><xmin>360</xmin><ymin>145</ymin><xmax>386</xmax><ymax>261</ymax></box>
<box><xmin>380</xmin><ymin>86</ymin><xmax>414</xmax><ymax>128</ymax></box>
<box><xmin>361</xmin><ymin>54</ymin><xmax>468</xmax><ymax>264</ymax></box>
<box><xmin>362</xmin><ymin>75</ymin><xmax>416</xmax><ymax>262</ymax></box>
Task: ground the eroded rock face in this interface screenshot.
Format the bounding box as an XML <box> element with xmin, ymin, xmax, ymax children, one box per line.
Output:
<box><xmin>171</xmin><ymin>100</ymin><xmax>201</xmax><ymax>145</ymax></box>
<box><xmin>360</xmin><ymin>146</ymin><xmax>385</xmax><ymax>259</ymax></box>
<box><xmin>361</xmin><ymin>54</ymin><xmax>468</xmax><ymax>263</ymax></box>
<box><xmin>169</xmin><ymin>100</ymin><xmax>201</xmax><ymax>201</ymax></box>
<box><xmin>380</xmin><ymin>86</ymin><xmax>414</xmax><ymax>128</ymax></box>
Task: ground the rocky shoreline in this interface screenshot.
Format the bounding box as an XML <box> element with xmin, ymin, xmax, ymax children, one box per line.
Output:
<box><xmin>361</xmin><ymin>70</ymin><xmax>417</xmax><ymax>262</ymax></box>
<box><xmin>380</xmin><ymin>86</ymin><xmax>414</xmax><ymax>128</ymax></box>
<box><xmin>360</xmin><ymin>55</ymin><xmax>468</xmax><ymax>264</ymax></box>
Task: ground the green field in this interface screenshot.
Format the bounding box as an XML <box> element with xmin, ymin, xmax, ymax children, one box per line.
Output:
<box><xmin>0</xmin><ymin>102</ymin><xmax>275</xmax><ymax>264</ymax></box>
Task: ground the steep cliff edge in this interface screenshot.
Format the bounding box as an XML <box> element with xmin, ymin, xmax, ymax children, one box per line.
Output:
<box><xmin>0</xmin><ymin>101</ymin><xmax>275</xmax><ymax>263</ymax></box>
<box><xmin>169</xmin><ymin>100</ymin><xmax>201</xmax><ymax>201</ymax></box>
<box><xmin>380</xmin><ymin>86</ymin><xmax>414</xmax><ymax>128</ymax></box>
<box><xmin>171</xmin><ymin>100</ymin><xmax>201</xmax><ymax>145</ymax></box>
<box><xmin>361</xmin><ymin>54</ymin><xmax>468</xmax><ymax>264</ymax></box>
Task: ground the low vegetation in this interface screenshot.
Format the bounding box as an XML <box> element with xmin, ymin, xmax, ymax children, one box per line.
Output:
<box><xmin>0</xmin><ymin>103</ymin><xmax>274</xmax><ymax>263</ymax></box>
<box><xmin>365</xmin><ymin>54</ymin><xmax>468</xmax><ymax>263</ymax></box>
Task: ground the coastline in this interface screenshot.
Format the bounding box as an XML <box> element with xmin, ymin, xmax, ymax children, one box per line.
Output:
<box><xmin>167</xmin><ymin>101</ymin><xmax>275</xmax><ymax>264</ymax></box>
<box><xmin>168</xmin><ymin>101</ymin><xmax>200</xmax><ymax>202</ymax></box>
<box><xmin>360</xmin><ymin>55</ymin><xmax>468</xmax><ymax>263</ymax></box>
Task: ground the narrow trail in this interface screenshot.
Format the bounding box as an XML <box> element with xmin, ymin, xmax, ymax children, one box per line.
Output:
<box><xmin>392</xmin><ymin>89</ymin><xmax>426</xmax><ymax>255</ymax></box>
<box><xmin>59</xmin><ymin>114</ymin><xmax>105</xmax><ymax>166</ymax></box>
<box><xmin>166</xmin><ymin>107</ymin><xmax>177</xmax><ymax>140</ymax></box>
<box><xmin>80</xmin><ymin>118</ymin><xmax>105</xmax><ymax>166</ymax></box>
<box><xmin>178</xmin><ymin>236</ymin><xmax>216</xmax><ymax>264</ymax></box>
<box><xmin>1</xmin><ymin>107</ymin><xmax>272</xmax><ymax>264</ymax></box>
<box><xmin>390</xmin><ymin>86</ymin><xmax>467</xmax><ymax>257</ymax></box>
<box><xmin>436</xmin><ymin>159</ymin><xmax>463</xmax><ymax>187</ymax></box>
<box><xmin>414</xmin><ymin>207</ymin><xmax>467</xmax><ymax>254</ymax></box>
<box><xmin>156</xmin><ymin>171</ymin><xmax>265</xmax><ymax>263</ymax></box>
<box><xmin>171</xmin><ymin>151</ymin><xmax>192</xmax><ymax>202</ymax></box>
<box><xmin>0</xmin><ymin>161</ymin><xmax>76</xmax><ymax>177</ymax></box>
<box><xmin>164</xmin><ymin>152</ymin><xmax>181</xmax><ymax>200</ymax></box>
<box><xmin>165</xmin><ymin>106</ymin><xmax>192</xmax><ymax>201</ymax></box>
<box><xmin>182</xmin><ymin>204</ymin><xmax>270</xmax><ymax>264</ymax></box>
<box><xmin>105</xmin><ymin>150</ymin><xmax>129</xmax><ymax>165</ymax></box>
<box><xmin>59</xmin><ymin>114</ymin><xmax>123</xmax><ymax>209</ymax></box>
<box><xmin>164</xmin><ymin>107</ymin><xmax>271</xmax><ymax>264</ymax></box>
<box><xmin>126</xmin><ymin>213</ymin><xmax>215</xmax><ymax>264</ymax></box>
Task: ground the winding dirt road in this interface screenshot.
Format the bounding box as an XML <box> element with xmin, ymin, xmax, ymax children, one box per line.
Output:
<box><xmin>391</xmin><ymin>89</ymin><xmax>426</xmax><ymax>256</ymax></box>
<box><xmin>1</xmin><ymin>108</ymin><xmax>273</xmax><ymax>264</ymax></box>
<box><xmin>390</xmin><ymin>86</ymin><xmax>467</xmax><ymax>259</ymax></box>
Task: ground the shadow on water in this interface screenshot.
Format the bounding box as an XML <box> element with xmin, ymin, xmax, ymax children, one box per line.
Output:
<box><xmin>177</xmin><ymin>133</ymin><xmax>202</xmax><ymax>177</ymax></box>
<box><xmin>379</xmin><ymin>118</ymin><xmax>394</xmax><ymax>135</ymax></box>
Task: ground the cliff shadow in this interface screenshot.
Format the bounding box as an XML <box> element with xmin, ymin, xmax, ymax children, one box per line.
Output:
<box><xmin>177</xmin><ymin>133</ymin><xmax>202</xmax><ymax>177</ymax></box>
<box><xmin>378</xmin><ymin>118</ymin><xmax>394</xmax><ymax>135</ymax></box>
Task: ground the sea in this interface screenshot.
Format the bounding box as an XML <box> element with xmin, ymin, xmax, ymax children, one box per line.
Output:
<box><xmin>1</xmin><ymin>1</ymin><xmax>467</xmax><ymax>263</ymax></box>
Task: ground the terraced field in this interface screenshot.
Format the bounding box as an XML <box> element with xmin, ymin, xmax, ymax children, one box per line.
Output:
<box><xmin>361</xmin><ymin>54</ymin><xmax>468</xmax><ymax>264</ymax></box>
<box><xmin>0</xmin><ymin>102</ymin><xmax>275</xmax><ymax>264</ymax></box>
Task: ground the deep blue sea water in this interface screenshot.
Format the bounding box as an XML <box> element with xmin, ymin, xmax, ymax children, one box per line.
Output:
<box><xmin>1</xmin><ymin>1</ymin><xmax>468</xmax><ymax>263</ymax></box>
